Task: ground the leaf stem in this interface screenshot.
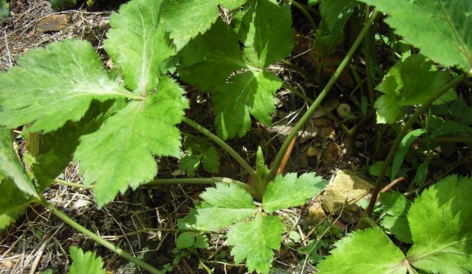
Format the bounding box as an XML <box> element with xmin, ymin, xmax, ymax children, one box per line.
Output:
<box><xmin>41</xmin><ymin>198</ymin><xmax>163</xmax><ymax>274</ymax></box>
<box><xmin>364</xmin><ymin>73</ymin><xmax>465</xmax><ymax>216</ymax></box>
<box><xmin>146</xmin><ymin>177</ymin><xmax>258</xmax><ymax>197</ymax></box>
<box><xmin>55</xmin><ymin>178</ymin><xmax>94</xmax><ymax>189</ymax></box>
<box><xmin>267</xmin><ymin>10</ymin><xmax>379</xmax><ymax>182</ymax></box>
<box><xmin>288</xmin><ymin>0</ymin><xmax>316</xmax><ymax>30</ymax></box>
<box><xmin>182</xmin><ymin>117</ymin><xmax>257</xmax><ymax>180</ymax></box>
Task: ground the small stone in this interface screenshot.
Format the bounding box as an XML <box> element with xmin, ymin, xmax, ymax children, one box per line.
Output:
<box><xmin>36</xmin><ymin>15</ymin><xmax>70</xmax><ymax>33</ymax></box>
<box><xmin>322</xmin><ymin>169</ymin><xmax>373</xmax><ymax>222</ymax></box>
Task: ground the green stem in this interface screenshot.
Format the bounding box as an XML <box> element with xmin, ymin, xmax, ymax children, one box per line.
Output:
<box><xmin>146</xmin><ymin>177</ymin><xmax>258</xmax><ymax>198</ymax></box>
<box><xmin>365</xmin><ymin>73</ymin><xmax>465</xmax><ymax>216</ymax></box>
<box><xmin>41</xmin><ymin>198</ymin><xmax>163</xmax><ymax>274</ymax></box>
<box><xmin>182</xmin><ymin>117</ymin><xmax>257</xmax><ymax>179</ymax></box>
<box><xmin>288</xmin><ymin>0</ymin><xmax>316</xmax><ymax>30</ymax></box>
<box><xmin>267</xmin><ymin>10</ymin><xmax>379</xmax><ymax>183</ymax></box>
<box><xmin>282</xmin><ymin>82</ymin><xmax>351</xmax><ymax>136</ymax></box>
<box><xmin>55</xmin><ymin>178</ymin><xmax>94</xmax><ymax>189</ymax></box>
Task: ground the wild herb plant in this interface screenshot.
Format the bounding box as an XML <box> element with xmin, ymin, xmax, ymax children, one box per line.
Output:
<box><xmin>1</xmin><ymin>0</ymin><xmax>472</xmax><ymax>273</ymax></box>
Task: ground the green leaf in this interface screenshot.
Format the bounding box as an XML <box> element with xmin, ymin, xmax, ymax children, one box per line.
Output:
<box><xmin>407</xmin><ymin>175</ymin><xmax>472</xmax><ymax>273</ymax></box>
<box><xmin>214</xmin><ymin>71</ymin><xmax>281</xmax><ymax>139</ymax></box>
<box><xmin>105</xmin><ymin>0</ymin><xmax>175</xmax><ymax>94</ymax></box>
<box><xmin>176</xmin><ymin>232</ymin><xmax>195</xmax><ymax>249</ymax></box>
<box><xmin>0</xmin><ymin>40</ymin><xmax>136</xmax><ymax>133</ymax></box>
<box><xmin>255</xmin><ymin>146</ymin><xmax>269</xmax><ymax>182</ymax></box>
<box><xmin>162</xmin><ymin>0</ymin><xmax>248</xmax><ymax>50</ymax></box>
<box><xmin>68</xmin><ymin>247</ymin><xmax>106</xmax><ymax>274</ymax></box>
<box><xmin>429</xmin><ymin>120</ymin><xmax>472</xmax><ymax>140</ymax></box>
<box><xmin>48</xmin><ymin>0</ymin><xmax>76</xmax><ymax>11</ymax></box>
<box><xmin>317</xmin><ymin>227</ymin><xmax>406</xmax><ymax>274</ymax></box>
<box><xmin>320</xmin><ymin>0</ymin><xmax>355</xmax><ymax>35</ymax></box>
<box><xmin>357</xmin><ymin>0</ymin><xmax>472</xmax><ymax>72</ymax></box>
<box><xmin>0</xmin><ymin>177</ymin><xmax>33</xmax><ymax>216</ymax></box>
<box><xmin>179</xmin><ymin>19</ymin><xmax>246</xmax><ymax>91</ymax></box>
<box><xmin>380</xmin><ymin>192</ymin><xmax>412</xmax><ymax>243</ymax></box>
<box><xmin>180</xmin><ymin>135</ymin><xmax>220</xmax><ymax>174</ymax></box>
<box><xmin>227</xmin><ymin>212</ymin><xmax>284</xmax><ymax>274</ymax></box>
<box><xmin>0</xmin><ymin>128</ymin><xmax>38</xmax><ymax>198</ymax></box>
<box><xmin>375</xmin><ymin>55</ymin><xmax>456</xmax><ymax>124</ymax></box>
<box><xmin>0</xmin><ymin>0</ymin><xmax>9</xmax><ymax>19</ymax></box>
<box><xmin>0</xmin><ymin>177</ymin><xmax>29</xmax><ymax>232</ymax></box>
<box><xmin>191</xmin><ymin>183</ymin><xmax>258</xmax><ymax>230</ymax></box>
<box><xmin>391</xmin><ymin>129</ymin><xmax>425</xmax><ymax>181</ymax></box>
<box><xmin>179</xmin><ymin>1</ymin><xmax>294</xmax><ymax>139</ymax></box>
<box><xmin>238</xmin><ymin>0</ymin><xmax>294</xmax><ymax>68</ymax></box>
<box><xmin>33</xmin><ymin>102</ymin><xmax>111</xmax><ymax>193</ymax></box>
<box><xmin>74</xmin><ymin>77</ymin><xmax>188</xmax><ymax>207</ymax></box>
<box><xmin>262</xmin><ymin>173</ymin><xmax>327</xmax><ymax>213</ymax></box>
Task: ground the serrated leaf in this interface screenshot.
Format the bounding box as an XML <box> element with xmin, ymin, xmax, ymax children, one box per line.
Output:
<box><xmin>74</xmin><ymin>77</ymin><xmax>187</xmax><ymax>207</ymax></box>
<box><xmin>429</xmin><ymin>120</ymin><xmax>472</xmax><ymax>140</ymax></box>
<box><xmin>0</xmin><ymin>176</ymin><xmax>30</xmax><ymax>234</ymax></box>
<box><xmin>262</xmin><ymin>173</ymin><xmax>327</xmax><ymax>213</ymax></box>
<box><xmin>380</xmin><ymin>192</ymin><xmax>412</xmax><ymax>243</ymax></box>
<box><xmin>33</xmin><ymin>102</ymin><xmax>110</xmax><ymax>193</ymax></box>
<box><xmin>180</xmin><ymin>135</ymin><xmax>220</xmax><ymax>174</ymax></box>
<box><xmin>0</xmin><ymin>128</ymin><xmax>38</xmax><ymax>198</ymax></box>
<box><xmin>406</xmin><ymin>175</ymin><xmax>472</xmax><ymax>273</ymax></box>
<box><xmin>105</xmin><ymin>0</ymin><xmax>175</xmax><ymax>94</ymax></box>
<box><xmin>357</xmin><ymin>0</ymin><xmax>472</xmax><ymax>72</ymax></box>
<box><xmin>214</xmin><ymin>71</ymin><xmax>281</xmax><ymax>139</ymax></box>
<box><xmin>227</xmin><ymin>212</ymin><xmax>284</xmax><ymax>274</ymax></box>
<box><xmin>192</xmin><ymin>183</ymin><xmax>257</xmax><ymax>230</ymax></box>
<box><xmin>238</xmin><ymin>0</ymin><xmax>294</xmax><ymax>68</ymax></box>
<box><xmin>320</xmin><ymin>0</ymin><xmax>355</xmax><ymax>34</ymax></box>
<box><xmin>162</xmin><ymin>0</ymin><xmax>247</xmax><ymax>50</ymax></box>
<box><xmin>0</xmin><ymin>40</ymin><xmax>136</xmax><ymax>133</ymax></box>
<box><xmin>68</xmin><ymin>247</ymin><xmax>106</xmax><ymax>274</ymax></box>
<box><xmin>317</xmin><ymin>227</ymin><xmax>406</xmax><ymax>274</ymax></box>
<box><xmin>391</xmin><ymin>129</ymin><xmax>425</xmax><ymax>181</ymax></box>
<box><xmin>375</xmin><ymin>55</ymin><xmax>456</xmax><ymax>124</ymax></box>
<box><xmin>179</xmin><ymin>1</ymin><xmax>294</xmax><ymax>139</ymax></box>
<box><xmin>179</xmin><ymin>19</ymin><xmax>246</xmax><ymax>91</ymax></box>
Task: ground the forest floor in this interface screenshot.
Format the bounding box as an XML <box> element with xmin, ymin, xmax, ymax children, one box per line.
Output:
<box><xmin>0</xmin><ymin>1</ymin><xmax>376</xmax><ymax>273</ymax></box>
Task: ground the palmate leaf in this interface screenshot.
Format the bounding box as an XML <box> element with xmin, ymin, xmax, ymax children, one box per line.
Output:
<box><xmin>0</xmin><ymin>40</ymin><xmax>137</xmax><ymax>133</ymax></box>
<box><xmin>407</xmin><ymin>175</ymin><xmax>472</xmax><ymax>273</ymax></box>
<box><xmin>180</xmin><ymin>0</ymin><xmax>294</xmax><ymax>139</ymax></box>
<box><xmin>226</xmin><ymin>212</ymin><xmax>284</xmax><ymax>274</ymax></box>
<box><xmin>105</xmin><ymin>0</ymin><xmax>175</xmax><ymax>94</ymax></box>
<box><xmin>357</xmin><ymin>0</ymin><xmax>472</xmax><ymax>72</ymax></box>
<box><xmin>162</xmin><ymin>0</ymin><xmax>248</xmax><ymax>50</ymax></box>
<box><xmin>0</xmin><ymin>128</ymin><xmax>38</xmax><ymax>198</ymax></box>
<box><xmin>190</xmin><ymin>183</ymin><xmax>257</xmax><ymax>230</ymax></box>
<box><xmin>375</xmin><ymin>55</ymin><xmax>456</xmax><ymax>124</ymax></box>
<box><xmin>262</xmin><ymin>173</ymin><xmax>327</xmax><ymax>214</ymax></box>
<box><xmin>74</xmin><ymin>77</ymin><xmax>188</xmax><ymax>207</ymax></box>
<box><xmin>68</xmin><ymin>247</ymin><xmax>106</xmax><ymax>274</ymax></box>
<box><xmin>317</xmin><ymin>227</ymin><xmax>407</xmax><ymax>274</ymax></box>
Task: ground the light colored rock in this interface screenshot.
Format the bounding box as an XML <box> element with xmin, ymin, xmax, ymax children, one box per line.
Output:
<box><xmin>36</xmin><ymin>15</ymin><xmax>70</xmax><ymax>33</ymax></box>
<box><xmin>322</xmin><ymin>169</ymin><xmax>373</xmax><ymax>218</ymax></box>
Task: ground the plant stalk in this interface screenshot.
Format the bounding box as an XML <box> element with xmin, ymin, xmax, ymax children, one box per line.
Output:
<box><xmin>364</xmin><ymin>73</ymin><xmax>465</xmax><ymax>216</ymax></box>
<box><xmin>41</xmin><ymin>198</ymin><xmax>163</xmax><ymax>274</ymax></box>
<box><xmin>267</xmin><ymin>10</ymin><xmax>379</xmax><ymax>182</ymax></box>
<box><xmin>182</xmin><ymin>117</ymin><xmax>257</xmax><ymax>180</ymax></box>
